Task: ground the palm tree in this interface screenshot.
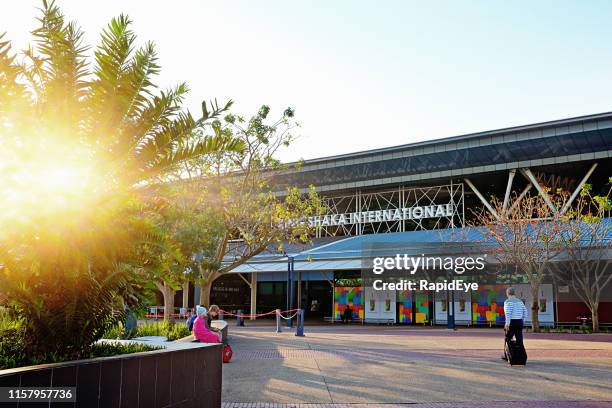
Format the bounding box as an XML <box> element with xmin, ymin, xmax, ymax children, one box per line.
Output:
<box><xmin>0</xmin><ymin>1</ymin><xmax>242</xmax><ymax>361</ymax></box>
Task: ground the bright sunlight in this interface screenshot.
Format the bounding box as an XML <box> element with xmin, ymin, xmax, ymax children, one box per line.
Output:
<box><xmin>0</xmin><ymin>135</ymin><xmax>104</xmax><ymax>227</ymax></box>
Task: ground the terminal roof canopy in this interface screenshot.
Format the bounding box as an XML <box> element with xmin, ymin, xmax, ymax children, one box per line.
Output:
<box><xmin>228</xmin><ymin>219</ymin><xmax>612</xmax><ymax>274</ymax></box>
<box><xmin>271</xmin><ymin>112</ymin><xmax>612</xmax><ymax>193</ymax></box>
<box><xmin>228</xmin><ymin>227</ymin><xmax>488</xmax><ymax>273</ymax></box>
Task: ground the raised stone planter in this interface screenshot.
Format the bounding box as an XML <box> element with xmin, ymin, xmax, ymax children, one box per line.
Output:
<box><xmin>0</xmin><ymin>340</ymin><xmax>222</xmax><ymax>408</ymax></box>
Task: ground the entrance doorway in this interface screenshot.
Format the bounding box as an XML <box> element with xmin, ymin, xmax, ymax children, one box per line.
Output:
<box><xmin>304</xmin><ymin>281</ymin><xmax>333</xmax><ymax>319</ymax></box>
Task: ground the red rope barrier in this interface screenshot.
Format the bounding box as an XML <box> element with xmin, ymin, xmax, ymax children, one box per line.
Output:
<box><xmin>220</xmin><ymin>308</ymin><xmax>301</xmax><ymax>319</ymax></box>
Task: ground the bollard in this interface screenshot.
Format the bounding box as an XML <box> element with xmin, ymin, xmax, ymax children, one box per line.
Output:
<box><xmin>295</xmin><ymin>309</ymin><xmax>305</xmax><ymax>337</ymax></box>
<box><xmin>275</xmin><ymin>309</ymin><xmax>282</xmax><ymax>333</ymax></box>
<box><xmin>237</xmin><ymin>310</ymin><xmax>245</xmax><ymax>327</ymax></box>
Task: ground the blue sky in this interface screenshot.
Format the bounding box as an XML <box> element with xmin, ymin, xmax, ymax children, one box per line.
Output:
<box><xmin>5</xmin><ymin>1</ymin><xmax>612</xmax><ymax>162</ymax></box>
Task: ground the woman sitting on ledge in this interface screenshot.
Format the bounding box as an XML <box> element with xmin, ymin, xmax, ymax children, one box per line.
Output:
<box><xmin>207</xmin><ymin>304</ymin><xmax>221</xmax><ymax>333</ymax></box>
<box><xmin>193</xmin><ymin>306</ymin><xmax>221</xmax><ymax>343</ymax></box>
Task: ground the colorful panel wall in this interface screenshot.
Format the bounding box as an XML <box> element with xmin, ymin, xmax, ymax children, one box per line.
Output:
<box><xmin>472</xmin><ymin>284</ymin><xmax>506</xmax><ymax>324</ymax></box>
<box><xmin>398</xmin><ymin>290</ymin><xmax>413</xmax><ymax>323</ymax></box>
<box><xmin>415</xmin><ymin>292</ymin><xmax>430</xmax><ymax>323</ymax></box>
<box><xmin>334</xmin><ymin>286</ymin><xmax>364</xmax><ymax>321</ymax></box>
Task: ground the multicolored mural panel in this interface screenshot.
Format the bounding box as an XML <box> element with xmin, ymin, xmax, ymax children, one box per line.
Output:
<box><xmin>397</xmin><ymin>291</ymin><xmax>430</xmax><ymax>323</ymax></box>
<box><xmin>472</xmin><ymin>284</ymin><xmax>506</xmax><ymax>324</ymax></box>
<box><xmin>398</xmin><ymin>290</ymin><xmax>413</xmax><ymax>323</ymax></box>
<box><xmin>415</xmin><ymin>292</ymin><xmax>430</xmax><ymax>323</ymax></box>
<box><xmin>334</xmin><ymin>286</ymin><xmax>364</xmax><ymax>321</ymax></box>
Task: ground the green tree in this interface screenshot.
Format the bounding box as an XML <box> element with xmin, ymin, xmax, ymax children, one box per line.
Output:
<box><xmin>0</xmin><ymin>1</ymin><xmax>241</xmax><ymax>361</ymax></box>
<box><xmin>144</xmin><ymin>185</ymin><xmax>224</xmax><ymax>324</ymax></box>
<box><xmin>553</xmin><ymin>181</ymin><xmax>612</xmax><ymax>332</ymax></box>
<box><xmin>182</xmin><ymin>106</ymin><xmax>326</xmax><ymax>307</ymax></box>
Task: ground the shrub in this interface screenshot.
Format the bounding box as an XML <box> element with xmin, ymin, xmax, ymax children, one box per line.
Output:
<box><xmin>0</xmin><ymin>308</ymin><xmax>20</xmax><ymax>331</ymax></box>
<box><xmin>0</xmin><ymin>327</ymin><xmax>28</xmax><ymax>370</ymax></box>
<box><xmin>1</xmin><ymin>326</ymin><xmax>161</xmax><ymax>370</ymax></box>
<box><xmin>102</xmin><ymin>320</ymin><xmax>190</xmax><ymax>341</ymax></box>
<box><xmin>163</xmin><ymin>322</ymin><xmax>191</xmax><ymax>341</ymax></box>
<box><xmin>102</xmin><ymin>323</ymin><xmax>126</xmax><ymax>340</ymax></box>
<box><xmin>88</xmin><ymin>342</ymin><xmax>162</xmax><ymax>358</ymax></box>
<box><xmin>135</xmin><ymin>321</ymin><xmax>190</xmax><ymax>341</ymax></box>
<box><xmin>1</xmin><ymin>262</ymin><xmax>133</xmax><ymax>361</ymax></box>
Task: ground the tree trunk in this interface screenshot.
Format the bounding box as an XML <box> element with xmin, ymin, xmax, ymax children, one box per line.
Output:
<box><xmin>155</xmin><ymin>282</ymin><xmax>176</xmax><ymax>325</ymax></box>
<box><xmin>198</xmin><ymin>269</ymin><xmax>220</xmax><ymax>307</ymax></box>
<box><xmin>591</xmin><ymin>303</ymin><xmax>599</xmax><ymax>333</ymax></box>
<box><xmin>200</xmin><ymin>281</ymin><xmax>212</xmax><ymax>307</ymax></box>
<box><xmin>530</xmin><ymin>284</ymin><xmax>540</xmax><ymax>333</ymax></box>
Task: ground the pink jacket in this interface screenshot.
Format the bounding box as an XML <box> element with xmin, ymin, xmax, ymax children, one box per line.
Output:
<box><xmin>193</xmin><ymin>316</ymin><xmax>220</xmax><ymax>343</ymax></box>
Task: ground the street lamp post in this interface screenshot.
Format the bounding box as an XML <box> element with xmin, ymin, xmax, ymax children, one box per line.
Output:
<box><xmin>447</xmin><ymin>273</ymin><xmax>455</xmax><ymax>330</ymax></box>
<box><xmin>286</xmin><ymin>256</ymin><xmax>294</xmax><ymax>328</ymax></box>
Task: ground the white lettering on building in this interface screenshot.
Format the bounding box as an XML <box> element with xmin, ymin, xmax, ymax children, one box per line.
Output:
<box><xmin>308</xmin><ymin>203</ymin><xmax>453</xmax><ymax>227</ymax></box>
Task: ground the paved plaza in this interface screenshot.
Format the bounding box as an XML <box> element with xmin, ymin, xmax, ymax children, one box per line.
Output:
<box><xmin>222</xmin><ymin>324</ymin><xmax>612</xmax><ymax>407</ymax></box>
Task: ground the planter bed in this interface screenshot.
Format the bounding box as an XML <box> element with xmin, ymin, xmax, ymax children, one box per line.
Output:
<box><xmin>0</xmin><ymin>339</ymin><xmax>222</xmax><ymax>408</ymax></box>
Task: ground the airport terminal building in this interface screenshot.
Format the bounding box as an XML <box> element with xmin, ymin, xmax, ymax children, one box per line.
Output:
<box><xmin>196</xmin><ymin>112</ymin><xmax>612</xmax><ymax>326</ymax></box>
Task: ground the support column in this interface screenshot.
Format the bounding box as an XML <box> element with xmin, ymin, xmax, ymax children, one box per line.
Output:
<box><xmin>502</xmin><ymin>169</ymin><xmax>517</xmax><ymax>213</ymax></box>
<box><xmin>297</xmin><ymin>271</ymin><xmax>302</xmax><ymax>310</ymax></box>
<box><xmin>464</xmin><ymin>177</ymin><xmax>499</xmax><ymax>220</ymax></box>
<box><xmin>560</xmin><ymin>163</ymin><xmax>598</xmax><ymax>215</ymax></box>
<box><xmin>521</xmin><ymin>168</ymin><xmax>558</xmax><ymax>214</ymax></box>
<box><xmin>508</xmin><ymin>184</ymin><xmax>533</xmax><ymax>215</ymax></box>
<box><xmin>182</xmin><ymin>282</ymin><xmax>189</xmax><ymax>309</ymax></box>
<box><xmin>286</xmin><ymin>257</ymin><xmax>294</xmax><ymax>328</ymax></box>
<box><xmin>250</xmin><ymin>272</ymin><xmax>257</xmax><ymax>320</ymax></box>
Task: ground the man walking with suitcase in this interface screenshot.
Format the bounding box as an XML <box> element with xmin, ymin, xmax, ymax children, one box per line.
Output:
<box><xmin>503</xmin><ymin>287</ymin><xmax>528</xmax><ymax>364</ymax></box>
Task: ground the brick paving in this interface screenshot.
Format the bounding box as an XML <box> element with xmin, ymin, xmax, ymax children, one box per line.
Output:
<box><xmin>222</xmin><ymin>402</ymin><xmax>612</xmax><ymax>408</ymax></box>
<box><xmin>223</xmin><ymin>326</ymin><xmax>612</xmax><ymax>404</ymax></box>
<box><xmin>232</xmin><ymin>347</ymin><xmax>612</xmax><ymax>360</ymax></box>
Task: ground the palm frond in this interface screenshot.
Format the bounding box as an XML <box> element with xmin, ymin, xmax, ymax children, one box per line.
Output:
<box><xmin>144</xmin><ymin>132</ymin><xmax>245</xmax><ymax>178</ymax></box>
<box><xmin>198</xmin><ymin>98</ymin><xmax>234</xmax><ymax>125</ymax></box>
<box><xmin>0</xmin><ymin>32</ymin><xmax>27</xmax><ymax>111</ymax></box>
<box><xmin>31</xmin><ymin>0</ymin><xmax>89</xmax><ymax>127</ymax></box>
<box><xmin>136</xmin><ymin>111</ymin><xmax>197</xmax><ymax>165</ymax></box>
<box><xmin>88</xmin><ymin>14</ymin><xmax>136</xmax><ymax>144</ymax></box>
<box><xmin>118</xmin><ymin>41</ymin><xmax>159</xmax><ymax>125</ymax></box>
<box><xmin>126</xmin><ymin>83</ymin><xmax>188</xmax><ymax>156</ymax></box>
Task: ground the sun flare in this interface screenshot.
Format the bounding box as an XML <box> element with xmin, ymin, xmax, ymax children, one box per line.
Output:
<box><xmin>0</xmin><ymin>140</ymin><xmax>105</xmax><ymax>226</ymax></box>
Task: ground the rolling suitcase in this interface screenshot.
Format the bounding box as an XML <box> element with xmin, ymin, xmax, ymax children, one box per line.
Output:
<box><xmin>504</xmin><ymin>339</ymin><xmax>527</xmax><ymax>366</ymax></box>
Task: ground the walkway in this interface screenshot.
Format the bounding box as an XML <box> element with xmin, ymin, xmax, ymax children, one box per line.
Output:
<box><xmin>222</xmin><ymin>325</ymin><xmax>612</xmax><ymax>406</ymax></box>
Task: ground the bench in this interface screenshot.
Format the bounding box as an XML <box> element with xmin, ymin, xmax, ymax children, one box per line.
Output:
<box><xmin>364</xmin><ymin>318</ymin><xmax>395</xmax><ymax>325</ymax></box>
<box><xmin>471</xmin><ymin>320</ymin><xmax>499</xmax><ymax>328</ymax></box>
<box><xmin>324</xmin><ymin>316</ymin><xmax>364</xmax><ymax>324</ymax></box>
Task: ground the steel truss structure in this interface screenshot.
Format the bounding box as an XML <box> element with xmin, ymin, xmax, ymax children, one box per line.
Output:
<box><xmin>464</xmin><ymin>164</ymin><xmax>599</xmax><ymax>222</ymax></box>
<box><xmin>316</xmin><ymin>183</ymin><xmax>465</xmax><ymax>237</ymax></box>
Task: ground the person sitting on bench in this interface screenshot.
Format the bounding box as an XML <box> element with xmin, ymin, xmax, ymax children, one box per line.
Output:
<box><xmin>206</xmin><ymin>304</ymin><xmax>222</xmax><ymax>333</ymax></box>
<box><xmin>341</xmin><ymin>304</ymin><xmax>353</xmax><ymax>324</ymax></box>
<box><xmin>193</xmin><ymin>306</ymin><xmax>221</xmax><ymax>343</ymax></box>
